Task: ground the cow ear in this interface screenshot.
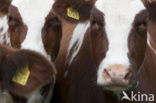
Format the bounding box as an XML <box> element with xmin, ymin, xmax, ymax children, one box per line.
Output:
<box><xmin>53</xmin><ymin>0</ymin><xmax>95</xmax><ymax>22</ymax></box>
<box><xmin>0</xmin><ymin>0</ymin><xmax>12</xmax><ymax>15</ymax></box>
<box><xmin>0</xmin><ymin>47</ymin><xmax>56</xmax><ymax>95</ymax></box>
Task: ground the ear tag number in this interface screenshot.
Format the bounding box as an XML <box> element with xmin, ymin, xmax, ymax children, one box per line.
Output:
<box><xmin>67</xmin><ymin>7</ymin><xmax>80</xmax><ymax>20</ymax></box>
<box><xmin>12</xmin><ymin>64</ymin><xmax>30</xmax><ymax>86</ymax></box>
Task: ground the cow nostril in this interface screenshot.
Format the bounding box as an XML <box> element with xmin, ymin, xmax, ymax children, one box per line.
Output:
<box><xmin>124</xmin><ymin>70</ymin><xmax>132</xmax><ymax>80</ymax></box>
<box><xmin>104</xmin><ymin>69</ymin><xmax>111</xmax><ymax>77</ymax></box>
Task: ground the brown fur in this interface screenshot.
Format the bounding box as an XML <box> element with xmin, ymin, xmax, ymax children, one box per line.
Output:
<box><xmin>148</xmin><ymin>2</ymin><xmax>156</xmax><ymax>21</ymax></box>
<box><xmin>90</xmin><ymin>8</ymin><xmax>108</xmax><ymax>66</ymax></box>
<box><xmin>138</xmin><ymin>1</ymin><xmax>156</xmax><ymax>96</ymax></box>
<box><xmin>8</xmin><ymin>6</ymin><xmax>27</xmax><ymax>48</ymax></box>
<box><xmin>55</xmin><ymin>19</ymin><xmax>77</xmax><ymax>72</ymax></box>
<box><xmin>52</xmin><ymin>19</ymin><xmax>77</xmax><ymax>103</ymax></box>
<box><xmin>42</xmin><ymin>8</ymin><xmax>62</xmax><ymax>61</ymax></box>
<box><xmin>128</xmin><ymin>10</ymin><xmax>148</xmax><ymax>72</ymax></box>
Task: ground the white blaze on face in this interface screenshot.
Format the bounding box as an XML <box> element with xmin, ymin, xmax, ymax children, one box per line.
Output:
<box><xmin>67</xmin><ymin>21</ymin><xmax>90</xmax><ymax>65</ymax></box>
<box><xmin>0</xmin><ymin>15</ymin><xmax>10</xmax><ymax>46</ymax></box>
<box><xmin>65</xmin><ymin>21</ymin><xmax>90</xmax><ymax>77</ymax></box>
<box><xmin>11</xmin><ymin>0</ymin><xmax>54</xmax><ymax>59</ymax></box>
<box><xmin>96</xmin><ymin>0</ymin><xmax>145</xmax><ymax>85</ymax></box>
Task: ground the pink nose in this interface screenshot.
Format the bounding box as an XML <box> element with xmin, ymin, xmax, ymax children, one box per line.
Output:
<box><xmin>103</xmin><ymin>65</ymin><xmax>132</xmax><ymax>90</ymax></box>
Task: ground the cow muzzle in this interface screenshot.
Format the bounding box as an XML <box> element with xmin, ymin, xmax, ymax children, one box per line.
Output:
<box><xmin>102</xmin><ymin>64</ymin><xmax>133</xmax><ymax>90</ymax></box>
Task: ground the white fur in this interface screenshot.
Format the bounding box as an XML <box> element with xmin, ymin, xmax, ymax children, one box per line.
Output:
<box><xmin>0</xmin><ymin>16</ymin><xmax>10</xmax><ymax>46</ymax></box>
<box><xmin>147</xmin><ymin>33</ymin><xmax>156</xmax><ymax>54</ymax></box>
<box><xmin>12</xmin><ymin>0</ymin><xmax>54</xmax><ymax>59</ymax></box>
<box><xmin>27</xmin><ymin>90</ymin><xmax>43</xmax><ymax>103</ymax></box>
<box><xmin>43</xmin><ymin>77</ymin><xmax>56</xmax><ymax>103</ymax></box>
<box><xmin>96</xmin><ymin>0</ymin><xmax>145</xmax><ymax>85</ymax></box>
<box><xmin>65</xmin><ymin>21</ymin><xmax>90</xmax><ymax>77</ymax></box>
<box><xmin>0</xmin><ymin>90</ymin><xmax>14</xmax><ymax>103</ymax></box>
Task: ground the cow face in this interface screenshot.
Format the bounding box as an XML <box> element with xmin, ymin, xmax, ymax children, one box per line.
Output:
<box><xmin>8</xmin><ymin>0</ymin><xmax>62</xmax><ymax>61</ymax></box>
<box><xmin>90</xmin><ymin>0</ymin><xmax>148</xmax><ymax>90</ymax></box>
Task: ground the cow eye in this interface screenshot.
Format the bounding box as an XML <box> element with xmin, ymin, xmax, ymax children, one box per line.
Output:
<box><xmin>91</xmin><ymin>20</ymin><xmax>103</xmax><ymax>31</ymax></box>
<box><xmin>8</xmin><ymin>16</ymin><xmax>20</xmax><ymax>27</ymax></box>
<box><xmin>136</xmin><ymin>20</ymin><xmax>147</xmax><ymax>33</ymax></box>
<box><xmin>91</xmin><ymin>20</ymin><xmax>97</xmax><ymax>25</ymax></box>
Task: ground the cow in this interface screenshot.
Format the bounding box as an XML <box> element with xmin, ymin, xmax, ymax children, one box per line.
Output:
<box><xmin>0</xmin><ymin>0</ymin><xmax>62</xmax><ymax>102</ymax></box>
<box><xmin>0</xmin><ymin>44</ymin><xmax>56</xmax><ymax>103</ymax></box>
<box><xmin>52</xmin><ymin>0</ymin><xmax>149</xmax><ymax>103</ymax></box>
<box><xmin>129</xmin><ymin>0</ymin><xmax>156</xmax><ymax>100</ymax></box>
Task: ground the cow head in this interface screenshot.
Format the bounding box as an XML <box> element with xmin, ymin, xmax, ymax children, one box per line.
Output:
<box><xmin>0</xmin><ymin>0</ymin><xmax>62</xmax><ymax>61</ymax></box>
<box><xmin>0</xmin><ymin>44</ymin><xmax>56</xmax><ymax>96</ymax></box>
<box><xmin>90</xmin><ymin>0</ymin><xmax>148</xmax><ymax>90</ymax></box>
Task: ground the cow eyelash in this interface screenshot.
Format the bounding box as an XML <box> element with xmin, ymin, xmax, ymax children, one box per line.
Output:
<box><xmin>91</xmin><ymin>20</ymin><xmax>97</xmax><ymax>25</ymax></box>
<box><xmin>8</xmin><ymin>16</ymin><xmax>21</xmax><ymax>26</ymax></box>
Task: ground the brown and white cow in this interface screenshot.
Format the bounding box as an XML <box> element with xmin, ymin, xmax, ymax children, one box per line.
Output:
<box><xmin>0</xmin><ymin>44</ymin><xmax>56</xmax><ymax>103</ymax></box>
<box><xmin>0</xmin><ymin>0</ymin><xmax>62</xmax><ymax>102</ymax></box>
<box><xmin>52</xmin><ymin>0</ymin><xmax>149</xmax><ymax>103</ymax></box>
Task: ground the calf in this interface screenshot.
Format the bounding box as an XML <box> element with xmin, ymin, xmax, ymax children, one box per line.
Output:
<box><xmin>53</xmin><ymin>0</ymin><xmax>149</xmax><ymax>103</ymax></box>
<box><xmin>0</xmin><ymin>44</ymin><xmax>56</xmax><ymax>103</ymax></box>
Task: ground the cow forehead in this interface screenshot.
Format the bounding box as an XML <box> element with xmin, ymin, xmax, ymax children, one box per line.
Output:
<box><xmin>11</xmin><ymin>0</ymin><xmax>54</xmax><ymax>25</ymax></box>
<box><xmin>95</xmin><ymin>0</ymin><xmax>145</xmax><ymax>29</ymax></box>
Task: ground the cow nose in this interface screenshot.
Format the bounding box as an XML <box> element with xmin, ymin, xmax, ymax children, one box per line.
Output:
<box><xmin>103</xmin><ymin>65</ymin><xmax>132</xmax><ymax>90</ymax></box>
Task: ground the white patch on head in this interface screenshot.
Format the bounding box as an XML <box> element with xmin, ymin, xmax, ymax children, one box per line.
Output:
<box><xmin>96</xmin><ymin>0</ymin><xmax>145</xmax><ymax>85</ymax></box>
<box><xmin>0</xmin><ymin>15</ymin><xmax>10</xmax><ymax>46</ymax></box>
<box><xmin>65</xmin><ymin>21</ymin><xmax>90</xmax><ymax>77</ymax></box>
<box><xmin>11</xmin><ymin>0</ymin><xmax>54</xmax><ymax>59</ymax></box>
<box><xmin>147</xmin><ymin>32</ymin><xmax>156</xmax><ymax>54</ymax></box>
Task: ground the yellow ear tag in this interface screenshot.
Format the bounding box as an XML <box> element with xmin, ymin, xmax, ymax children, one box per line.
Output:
<box><xmin>12</xmin><ymin>64</ymin><xmax>30</xmax><ymax>86</ymax></box>
<box><xmin>67</xmin><ymin>7</ymin><xmax>80</xmax><ymax>20</ymax></box>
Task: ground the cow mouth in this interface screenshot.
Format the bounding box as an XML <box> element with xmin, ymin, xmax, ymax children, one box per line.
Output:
<box><xmin>104</xmin><ymin>84</ymin><xmax>133</xmax><ymax>91</ymax></box>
